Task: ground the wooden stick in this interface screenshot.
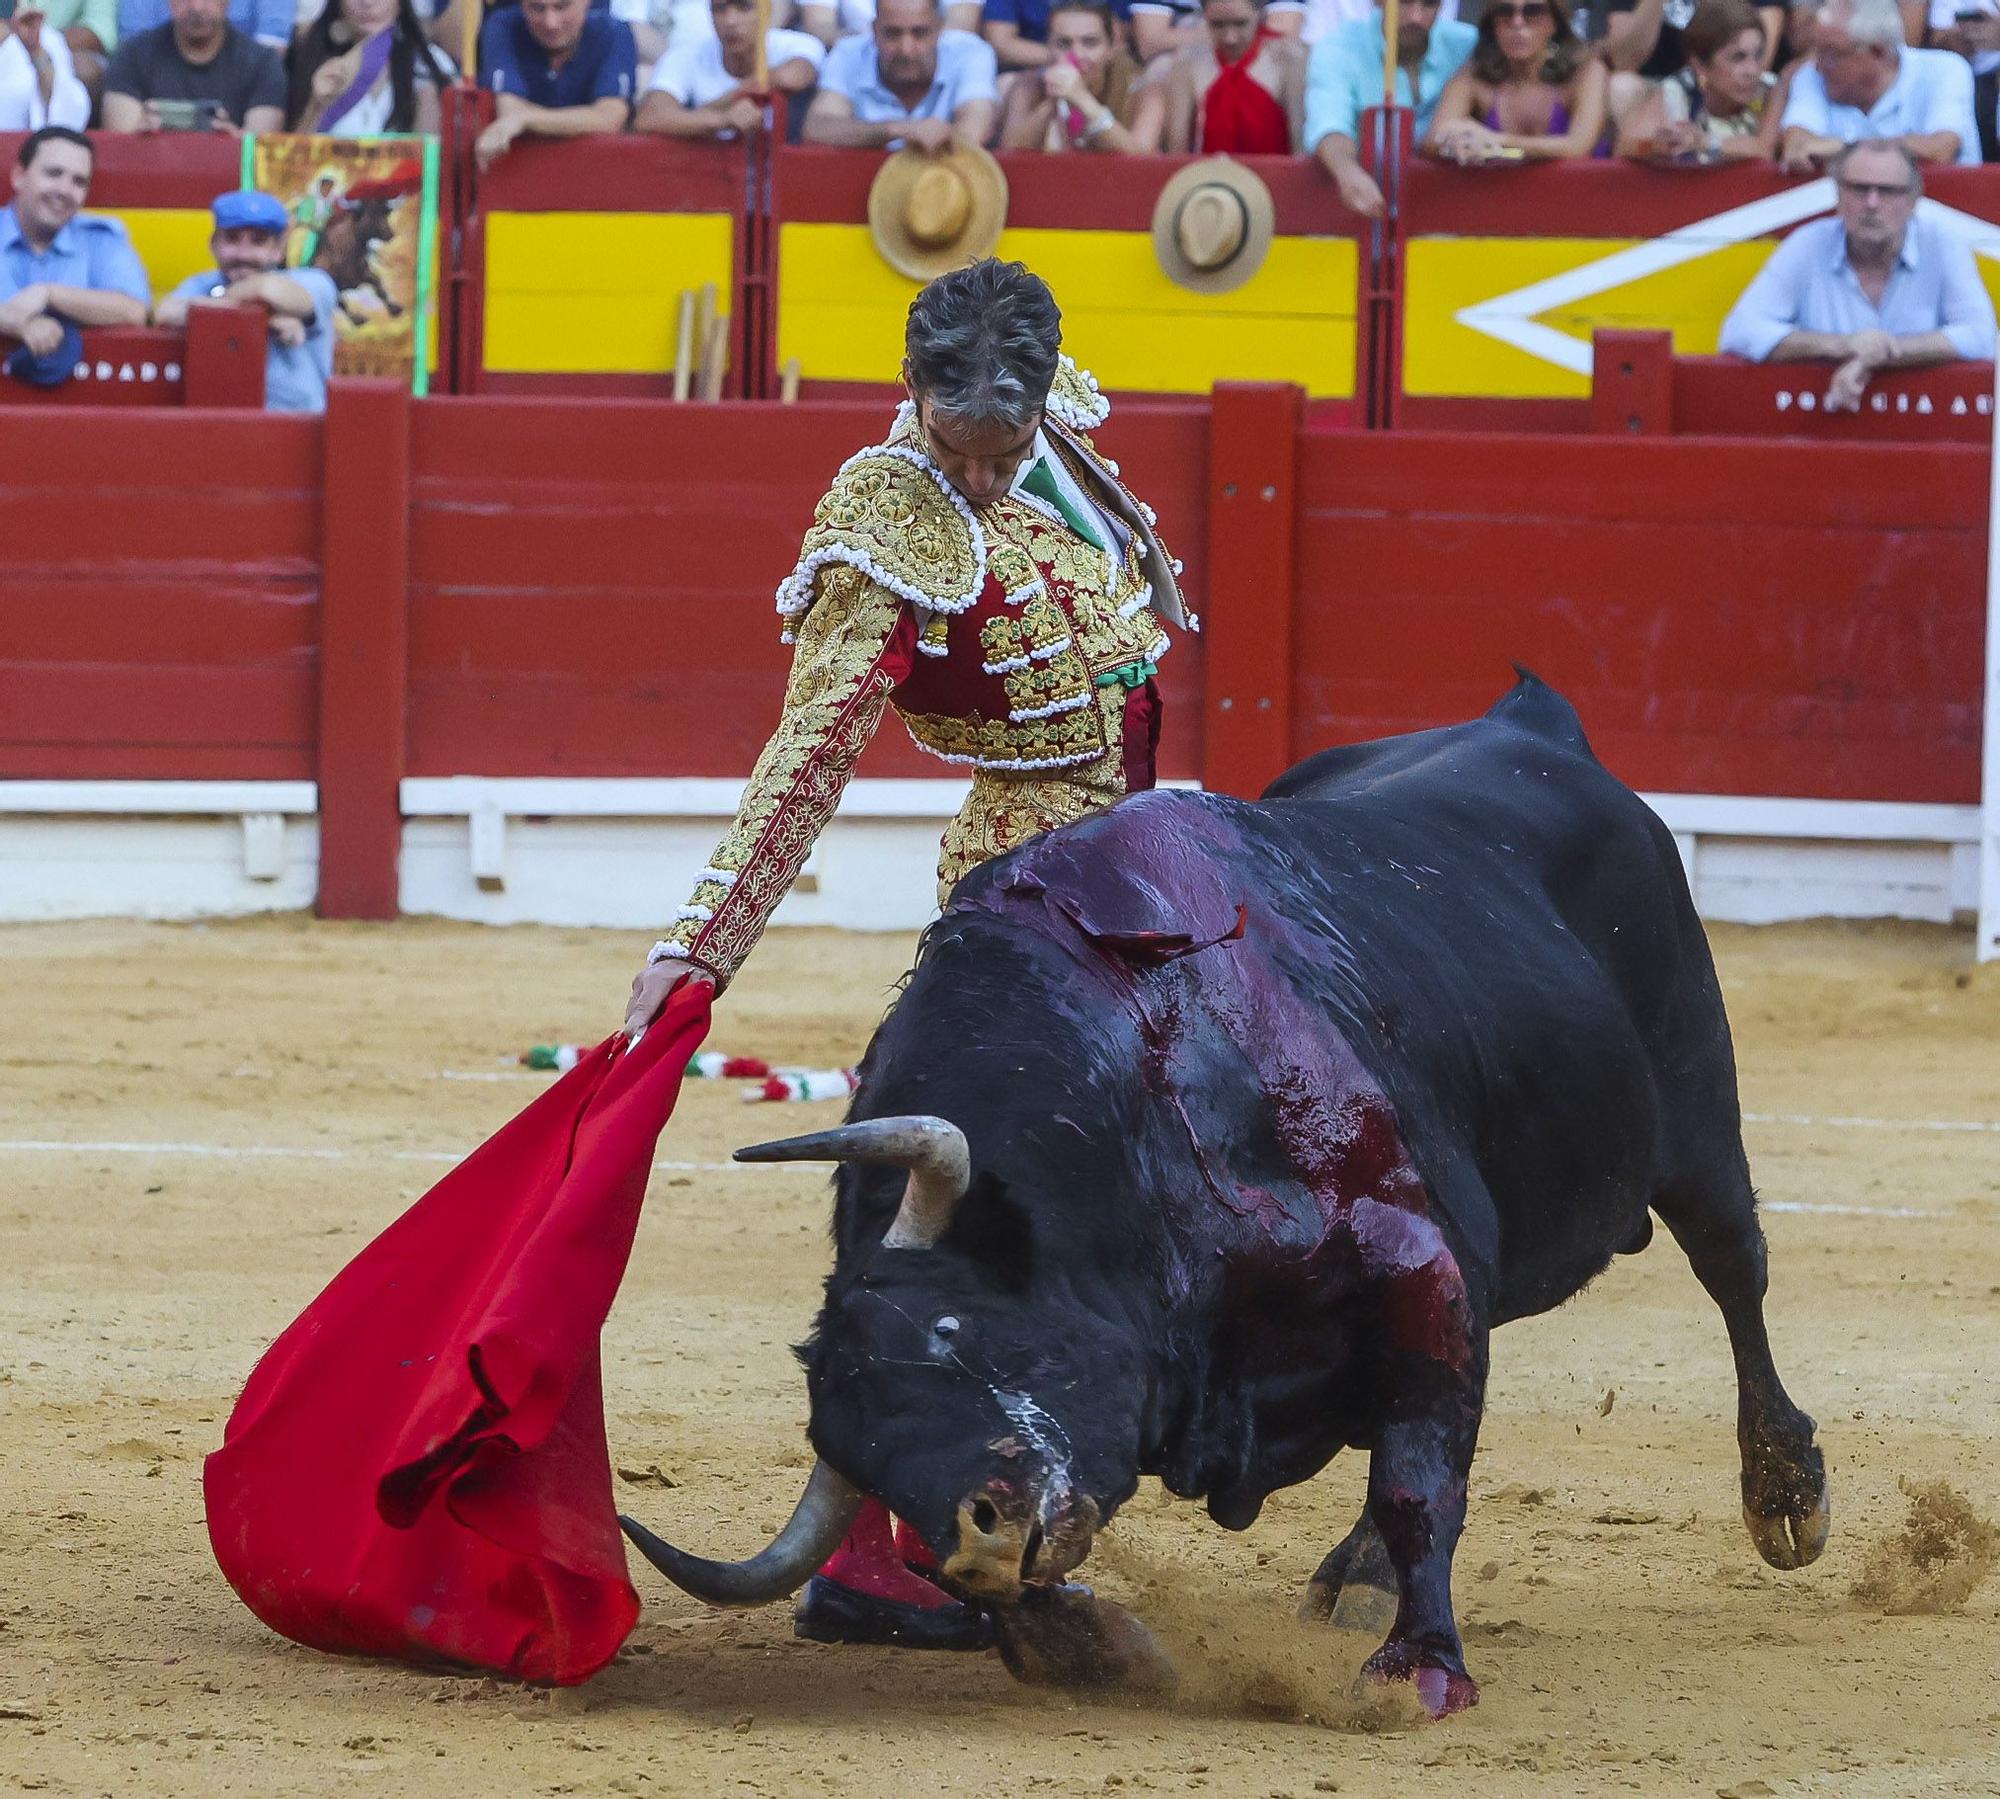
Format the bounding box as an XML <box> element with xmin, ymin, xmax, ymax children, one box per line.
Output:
<box><xmin>692</xmin><ymin>280</ymin><xmax>716</xmax><ymax>377</ymax></box>
<box><xmin>779</xmin><ymin>356</ymin><xmax>801</xmax><ymax>404</ymax></box>
<box><xmin>1382</xmin><ymin>0</ymin><xmax>1398</xmax><ymax>108</ymax></box>
<box><xmin>460</xmin><ymin>0</ymin><xmax>479</xmax><ymax>101</ymax></box>
<box><xmin>672</xmin><ymin>289</ymin><xmax>695</xmax><ymax>402</ymax></box>
<box><xmin>700</xmin><ymin>312</ymin><xmax>729</xmax><ymax>401</ymax></box>
<box><xmin>754</xmin><ymin>0</ymin><xmax>770</xmax><ymax>92</ymax></box>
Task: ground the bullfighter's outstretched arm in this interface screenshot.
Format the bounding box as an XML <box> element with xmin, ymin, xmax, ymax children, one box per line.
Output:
<box><xmin>651</xmin><ymin>567</ymin><xmax>918</xmax><ymax>987</ymax></box>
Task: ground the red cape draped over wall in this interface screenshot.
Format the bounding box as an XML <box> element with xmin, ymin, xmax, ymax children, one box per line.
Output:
<box><xmin>204</xmin><ymin>984</ymin><xmax>713</xmax><ymax>1685</ymax></box>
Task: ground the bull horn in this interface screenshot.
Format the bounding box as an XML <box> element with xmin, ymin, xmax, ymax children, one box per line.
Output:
<box><xmin>735</xmin><ymin>1114</ymin><xmax>971</xmax><ymax>1250</ymax></box>
<box><xmin>619</xmin><ymin>1458</ymin><xmax>864</xmax><ymax>1608</ymax></box>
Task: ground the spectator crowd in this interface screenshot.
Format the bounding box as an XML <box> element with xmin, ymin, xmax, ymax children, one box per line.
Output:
<box><xmin>0</xmin><ymin>0</ymin><xmax>1993</xmax><ymax>168</ymax></box>
<box><xmin>0</xmin><ymin>0</ymin><xmax>1995</xmax><ymax>409</ymax></box>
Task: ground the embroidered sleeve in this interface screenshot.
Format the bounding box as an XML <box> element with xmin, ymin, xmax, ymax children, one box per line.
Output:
<box><xmin>658</xmin><ymin>566</ymin><xmax>918</xmax><ymax>987</ymax></box>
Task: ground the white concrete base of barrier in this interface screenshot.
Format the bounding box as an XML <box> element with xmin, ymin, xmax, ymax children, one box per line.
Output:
<box><xmin>0</xmin><ymin>779</ymin><xmax>1982</xmax><ymax>933</ymax></box>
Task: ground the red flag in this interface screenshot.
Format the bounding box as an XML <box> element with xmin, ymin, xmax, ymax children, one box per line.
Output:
<box><xmin>204</xmin><ymin>983</ymin><xmax>712</xmax><ymax>1685</ymax></box>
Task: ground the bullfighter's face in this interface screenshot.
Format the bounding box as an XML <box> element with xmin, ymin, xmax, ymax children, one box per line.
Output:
<box><xmin>802</xmin><ymin>1174</ymin><xmax>1150</xmax><ymax>1603</ymax></box>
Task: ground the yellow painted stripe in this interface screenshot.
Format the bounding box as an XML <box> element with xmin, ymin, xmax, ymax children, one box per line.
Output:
<box><xmin>483</xmin><ymin>211</ymin><xmax>734</xmax><ymax>374</ymax></box>
<box><xmin>777</xmin><ymin>221</ymin><xmax>1356</xmax><ymax>398</ymax></box>
<box><xmin>108</xmin><ymin>208</ymin><xmax>217</xmax><ymax>305</ymax></box>
<box><xmin>1408</xmin><ymin>235</ymin><xmax>2000</xmax><ymax>398</ymax></box>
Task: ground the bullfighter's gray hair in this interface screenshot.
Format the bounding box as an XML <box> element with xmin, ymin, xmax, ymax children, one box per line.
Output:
<box><xmin>904</xmin><ymin>259</ymin><xmax>1063</xmax><ymax>434</ymax></box>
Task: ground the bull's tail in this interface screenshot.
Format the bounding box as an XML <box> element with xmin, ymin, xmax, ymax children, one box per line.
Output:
<box><xmin>1490</xmin><ymin>667</ymin><xmax>1595</xmax><ymax>759</ymax></box>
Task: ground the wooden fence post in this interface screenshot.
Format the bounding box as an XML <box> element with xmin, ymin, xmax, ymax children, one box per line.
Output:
<box><xmin>1201</xmin><ymin>381</ymin><xmax>1302</xmax><ymax>798</ymax></box>
<box><xmin>317</xmin><ymin>377</ymin><xmax>411</xmax><ymax>919</ymax></box>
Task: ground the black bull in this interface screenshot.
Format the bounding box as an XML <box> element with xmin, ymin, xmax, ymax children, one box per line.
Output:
<box><xmin>624</xmin><ymin>674</ymin><xmax>1830</xmax><ymax>1715</ymax></box>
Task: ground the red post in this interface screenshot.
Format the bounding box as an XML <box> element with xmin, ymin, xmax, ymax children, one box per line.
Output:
<box><xmin>317</xmin><ymin>378</ymin><xmax>410</xmax><ymax>919</ymax></box>
<box><xmin>1356</xmin><ymin>104</ymin><xmax>1411</xmax><ymax>431</ymax></box>
<box><xmin>1590</xmin><ymin>329</ymin><xmax>1674</xmax><ymax>436</ymax></box>
<box><xmin>183</xmin><ymin>302</ymin><xmax>267</xmax><ymax>408</ymax></box>
<box><xmin>1202</xmin><ymin>381</ymin><xmax>1302</xmax><ymax>798</ymax></box>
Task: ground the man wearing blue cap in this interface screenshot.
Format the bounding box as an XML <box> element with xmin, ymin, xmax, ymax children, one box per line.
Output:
<box><xmin>0</xmin><ymin>125</ymin><xmax>150</xmax><ymax>385</ymax></box>
<box><xmin>153</xmin><ymin>189</ymin><xmax>340</xmax><ymax>414</ymax></box>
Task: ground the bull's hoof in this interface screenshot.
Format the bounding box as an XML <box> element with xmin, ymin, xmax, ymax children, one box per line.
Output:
<box><xmin>1300</xmin><ymin>1521</ymin><xmax>1399</xmax><ymax>1636</ymax></box>
<box><xmin>1360</xmin><ymin>1642</ymin><xmax>1478</xmax><ymax>1720</ymax></box>
<box><xmin>1742</xmin><ymin>1488</ymin><xmax>1831</xmax><ymax>1571</ymax></box>
<box><xmin>1742</xmin><ymin>1443</ymin><xmax>1831</xmax><ymax>1571</ymax></box>
<box><xmin>992</xmin><ymin>1584</ymin><xmax>1178</xmax><ymax>1693</ymax></box>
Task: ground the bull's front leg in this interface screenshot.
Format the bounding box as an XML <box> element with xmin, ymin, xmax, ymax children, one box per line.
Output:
<box><xmin>1352</xmin><ymin>1209</ymin><xmax>1490</xmax><ymax>1719</ymax></box>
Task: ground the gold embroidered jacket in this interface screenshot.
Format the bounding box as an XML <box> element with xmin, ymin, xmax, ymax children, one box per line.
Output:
<box><xmin>658</xmin><ymin>361</ymin><xmax>1194</xmax><ymax>985</ymax></box>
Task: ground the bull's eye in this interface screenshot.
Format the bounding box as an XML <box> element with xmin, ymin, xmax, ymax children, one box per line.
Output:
<box><xmin>933</xmin><ymin>1315</ymin><xmax>960</xmax><ymax>1338</ymax></box>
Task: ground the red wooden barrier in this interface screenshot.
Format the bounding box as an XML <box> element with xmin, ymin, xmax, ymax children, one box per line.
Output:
<box><xmin>7</xmin><ymin>386</ymin><xmax>1986</xmax><ymax>908</ymax></box>
<box><xmin>1290</xmin><ymin>424</ymin><xmax>1986</xmax><ymax>805</ymax></box>
<box><xmin>1203</xmin><ymin>382</ymin><xmax>1299</xmax><ymax>797</ymax></box>
<box><xmin>1592</xmin><ymin>329</ymin><xmax>1996</xmax><ymax>443</ymax></box>
<box><xmin>0</xmin><ymin>407</ymin><xmax>319</xmax><ymax>780</ymax></box>
<box><xmin>0</xmin><ymin>311</ymin><xmax>265</xmax><ymax>408</ymax></box>
<box><xmin>318</xmin><ymin>380</ymin><xmax>410</xmax><ymax>919</ymax></box>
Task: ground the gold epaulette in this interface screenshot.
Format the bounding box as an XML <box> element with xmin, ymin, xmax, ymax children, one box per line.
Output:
<box><xmin>774</xmin><ymin>440</ymin><xmax>986</xmax><ymax>630</ymax></box>
<box><xmin>1046</xmin><ymin>354</ymin><xmax>1111</xmax><ymax>438</ymax></box>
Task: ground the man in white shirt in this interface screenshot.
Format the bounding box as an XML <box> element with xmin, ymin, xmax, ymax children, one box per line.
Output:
<box><xmin>1780</xmin><ymin>0</ymin><xmax>1979</xmax><ymax>169</ymax></box>
<box><xmin>0</xmin><ymin>6</ymin><xmax>93</xmax><ymax>129</ymax></box>
<box><xmin>635</xmin><ymin>0</ymin><xmax>823</xmax><ymax>134</ymax></box>
<box><xmin>803</xmin><ymin>0</ymin><xmax>998</xmax><ymax>149</ymax></box>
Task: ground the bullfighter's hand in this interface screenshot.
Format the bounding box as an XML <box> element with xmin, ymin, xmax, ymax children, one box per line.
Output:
<box><xmin>1824</xmin><ymin>354</ymin><xmax>1872</xmax><ymax>413</ymax></box>
<box><xmin>624</xmin><ymin>953</ymin><xmax>715</xmax><ymax>1040</ymax></box>
<box><xmin>18</xmin><ymin>314</ymin><xmax>63</xmax><ymax>356</ymax></box>
<box><xmin>901</xmin><ymin>115</ymin><xmax>955</xmax><ymax>154</ymax></box>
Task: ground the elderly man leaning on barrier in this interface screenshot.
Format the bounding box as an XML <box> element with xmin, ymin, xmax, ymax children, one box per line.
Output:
<box><xmin>1307</xmin><ymin>0</ymin><xmax>1476</xmax><ymax>217</ymax></box>
<box><xmin>803</xmin><ymin>0</ymin><xmax>999</xmax><ymax>152</ymax></box>
<box><xmin>1719</xmin><ymin>139</ymin><xmax>1996</xmax><ymax>410</ymax></box>
<box><xmin>1779</xmin><ymin>0</ymin><xmax>1978</xmax><ymax>171</ymax></box>
<box><xmin>152</xmin><ymin>190</ymin><xmax>340</xmax><ymax>415</ymax></box>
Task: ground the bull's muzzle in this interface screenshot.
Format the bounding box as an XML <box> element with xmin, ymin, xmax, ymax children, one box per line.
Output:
<box><xmin>941</xmin><ymin>1476</ymin><xmax>1101</xmax><ymax>1602</ymax></box>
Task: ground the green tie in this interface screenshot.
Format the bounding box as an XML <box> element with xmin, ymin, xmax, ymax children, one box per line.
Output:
<box><xmin>1019</xmin><ymin>456</ymin><xmax>1107</xmax><ymax>552</ymax></box>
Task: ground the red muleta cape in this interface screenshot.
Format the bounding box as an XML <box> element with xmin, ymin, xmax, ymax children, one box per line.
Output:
<box><xmin>203</xmin><ymin>983</ymin><xmax>712</xmax><ymax>1686</ymax></box>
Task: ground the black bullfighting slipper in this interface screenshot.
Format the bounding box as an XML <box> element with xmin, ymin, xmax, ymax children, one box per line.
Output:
<box><xmin>793</xmin><ymin>1575</ymin><xmax>998</xmax><ymax>1652</ymax></box>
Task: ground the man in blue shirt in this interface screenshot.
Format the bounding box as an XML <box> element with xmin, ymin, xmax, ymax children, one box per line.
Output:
<box><xmin>478</xmin><ymin>0</ymin><xmax>637</xmax><ymax>169</ymax></box>
<box><xmin>804</xmin><ymin>0</ymin><xmax>999</xmax><ymax>151</ymax></box>
<box><xmin>0</xmin><ymin>125</ymin><xmax>150</xmax><ymax>365</ymax></box>
<box><xmin>1720</xmin><ymin>140</ymin><xmax>1995</xmax><ymax>411</ymax></box>
<box><xmin>1780</xmin><ymin>0</ymin><xmax>1978</xmax><ymax>170</ymax></box>
<box><xmin>1307</xmin><ymin>0</ymin><xmax>1476</xmax><ymax>218</ymax></box>
<box><xmin>152</xmin><ymin>189</ymin><xmax>340</xmax><ymax>415</ymax></box>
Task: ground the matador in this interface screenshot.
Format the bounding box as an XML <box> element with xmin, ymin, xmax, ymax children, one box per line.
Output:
<box><xmin>624</xmin><ymin>258</ymin><xmax>1195</xmax><ymax>1654</ymax></box>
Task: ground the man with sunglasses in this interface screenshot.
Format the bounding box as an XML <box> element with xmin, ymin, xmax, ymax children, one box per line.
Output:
<box><xmin>621</xmin><ymin>258</ymin><xmax>1192</xmax><ymax>1655</ymax></box>
<box><xmin>1719</xmin><ymin>137</ymin><xmax>1994</xmax><ymax>410</ymax></box>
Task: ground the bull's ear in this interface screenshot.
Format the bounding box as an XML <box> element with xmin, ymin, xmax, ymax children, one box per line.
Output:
<box><xmin>947</xmin><ymin>1172</ymin><xmax>1036</xmax><ymax>1290</ymax></box>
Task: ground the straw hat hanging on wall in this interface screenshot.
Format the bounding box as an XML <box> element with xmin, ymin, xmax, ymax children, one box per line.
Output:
<box><xmin>868</xmin><ymin>143</ymin><xmax>1011</xmax><ymax>281</ymax></box>
<box><xmin>1150</xmin><ymin>156</ymin><xmax>1275</xmax><ymax>295</ymax></box>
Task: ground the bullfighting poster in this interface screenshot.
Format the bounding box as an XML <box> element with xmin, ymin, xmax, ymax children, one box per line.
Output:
<box><xmin>240</xmin><ymin>134</ymin><xmax>440</xmax><ymax>396</ymax></box>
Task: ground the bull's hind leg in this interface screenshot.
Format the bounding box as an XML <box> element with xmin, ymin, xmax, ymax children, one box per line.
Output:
<box><xmin>1654</xmin><ymin>1154</ymin><xmax>1830</xmax><ymax>1570</ymax></box>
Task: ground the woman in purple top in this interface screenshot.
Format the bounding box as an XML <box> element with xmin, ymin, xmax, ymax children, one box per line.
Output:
<box><xmin>1425</xmin><ymin>0</ymin><xmax>1607</xmax><ymax>160</ymax></box>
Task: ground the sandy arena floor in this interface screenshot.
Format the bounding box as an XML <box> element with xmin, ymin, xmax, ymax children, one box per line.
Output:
<box><xmin>2</xmin><ymin>914</ymin><xmax>1997</xmax><ymax>1797</ymax></box>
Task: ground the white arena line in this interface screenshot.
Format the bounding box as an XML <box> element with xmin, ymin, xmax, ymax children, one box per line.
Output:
<box><xmin>0</xmin><ymin>1138</ymin><xmax>794</xmax><ymax>1175</ymax></box>
<box><xmin>1744</xmin><ymin>1110</ymin><xmax>2000</xmax><ymax>1134</ymax></box>
<box><xmin>0</xmin><ymin>1139</ymin><xmax>1957</xmax><ymax>1219</ymax></box>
